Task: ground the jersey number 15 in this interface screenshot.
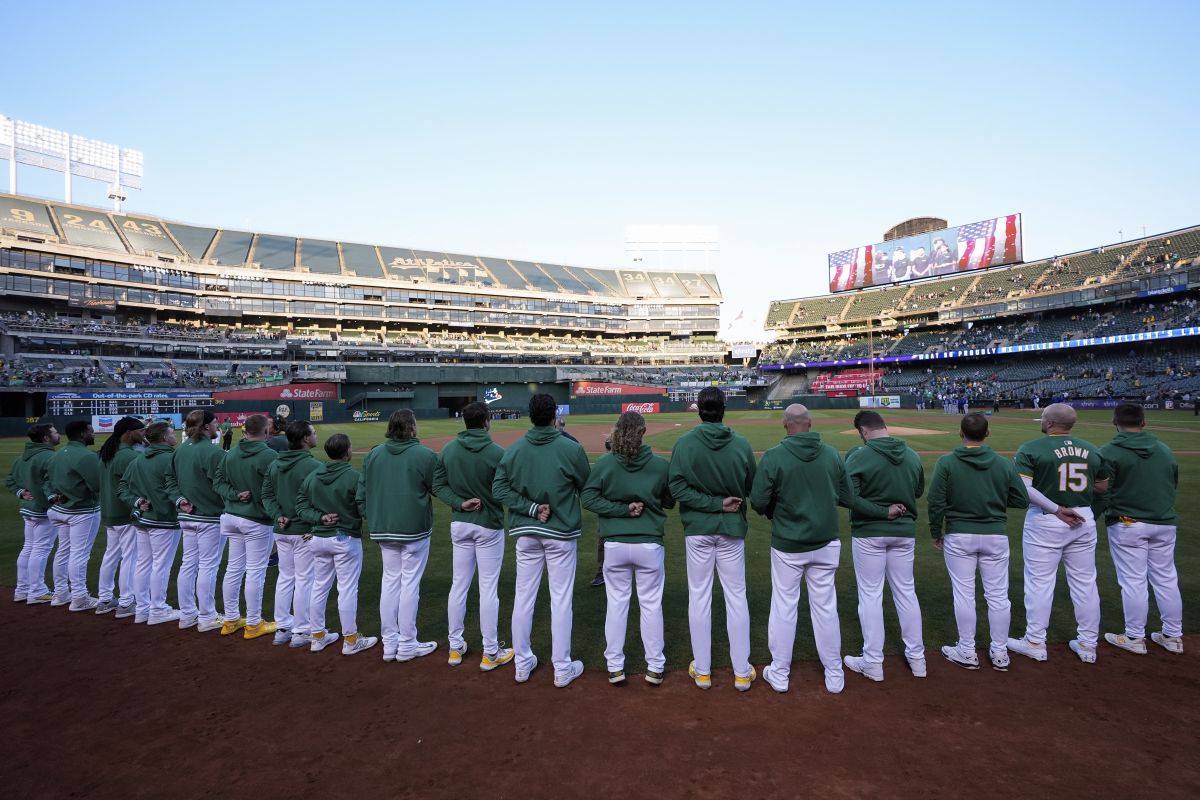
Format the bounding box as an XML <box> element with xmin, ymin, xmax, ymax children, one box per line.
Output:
<box><xmin>1058</xmin><ymin>463</ymin><xmax>1088</xmax><ymax>492</ymax></box>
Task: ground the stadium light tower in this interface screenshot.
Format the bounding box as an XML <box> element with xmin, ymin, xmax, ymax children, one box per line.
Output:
<box><xmin>0</xmin><ymin>114</ymin><xmax>143</xmax><ymax>211</ymax></box>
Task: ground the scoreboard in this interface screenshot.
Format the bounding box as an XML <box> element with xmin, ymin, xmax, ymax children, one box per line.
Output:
<box><xmin>47</xmin><ymin>391</ymin><xmax>214</xmax><ymax>417</ymax></box>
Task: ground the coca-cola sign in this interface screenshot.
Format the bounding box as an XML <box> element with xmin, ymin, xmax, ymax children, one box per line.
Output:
<box><xmin>622</xmin><ymin>402</ymin><xmax>661</xmax><ymax>413</ymax></box>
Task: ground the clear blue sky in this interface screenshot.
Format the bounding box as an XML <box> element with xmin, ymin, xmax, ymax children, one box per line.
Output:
<box><xmin>5</xmin><ymin>1</ymin><xmax>1198</xmax><ymax>340</ymax></box>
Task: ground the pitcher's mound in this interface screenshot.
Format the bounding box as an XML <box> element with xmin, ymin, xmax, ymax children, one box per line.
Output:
<box><xmin>839</xmin><ymin>426</ymin><xmax>945</xmax><ymax>436</ymax></box>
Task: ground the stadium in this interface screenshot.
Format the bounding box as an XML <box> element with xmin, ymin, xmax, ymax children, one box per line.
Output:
<box><xmin>5</xmin><ymin>7</ymin><xmax>1200</xmax><ymax>798</ymax></box>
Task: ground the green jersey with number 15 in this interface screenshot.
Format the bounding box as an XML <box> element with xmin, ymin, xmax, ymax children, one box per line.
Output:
<box><xmin>1014</xmin><ymin>434</ymin><xmax>1110</xmax><ymax>508</ymax></box>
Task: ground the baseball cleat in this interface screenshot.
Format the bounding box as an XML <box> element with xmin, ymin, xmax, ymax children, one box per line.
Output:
<box><xmin>114</xmin><ymin>603</ymin><xmax>136</xmax><ymax>619</ymax></box>
<box><xmin>243</xmin><ymin>621</ymin><xmax>278</xmax><ymax>640</ymax></box>
<box><xmin>95</xmin><ymin>598</ymin><xmax>119</xmax><ymax>615</ymax></box>
<box><xmin>1151</xmin><ymin>632</ymin><xmax>1184</xmax><ymax>654</ymax></box>
<box><xmin>762</xmin><ymin>665</ymin><xmax>788</xmax><ymax>693</ymax></box>
<box><xmin>28</xmin><ymin>593</ymin><xmax>53</xmax><ymax>605</ymax></box>
<box><xmin>148</xmin><ymin>609</ymin><xmax>181</xmax><ymax>626</ymax></box>
<box><xmin>843</xmin><ymin>655</ymin><xmax>884</xmax><ymax>682</ymax></box>
<box><xmin>310</xmin><ymin>630</ymin><xmax>340</xmax><ymax>652</ymax></box>
<box><xmin>50</xmin><ymin>594</ymin><xmax>70</xmax><ymax>607</ymax></box>
<box><xmin>12</xmin><ymin>590</ymin><xmax>24</xmax><ymax>602</ymax></box>
<box><xmin>687</xmin><ymin>661</ymin><xmax>712</xmax><ymax>690</ymax></box>
<box><xmin>608</xmin><ymin>670</ymin><xmax>626</xmax><ymax>685</ymax></box>
<box><xmin>220</xmin><ymin>618</ymin><xmax>248</xmax><ymax>636</ymax></box>
<box><xmin>1068</xmin><ymin>639</ymin><xmax>1097</xmax><ymax>663</ymax></box>
<box><xmin>644</xmin><ymin>670</ymin><xmax>664</xmax><ymax>686</ymax></box>
<box><xmin>448</xmin><ymin>643</ymin><xmax>468</xmax><ymax>666</ymax></box>
<box><xmin>382</xmin><ymin>650</ymin><xmax>397</xmax><ymax>663</ymax></box>
<box><xmin>197</xmin><ymin>618</ymin><xmax>223</xmax><ymax>632</ymax></box>
<box><xmin>554</xmin><ymin>660</ymin><xmax>585</xmax><ymax>688</ymax></box>
<box><xmin>734</xmin><ymin>666</ymin><xmax>757</xmax><ymax>692</ymax></box>
<box><xmin>481</xmin><ymin>647</ymin><xmax>515</xmax><ymax>671</ymax></box>
<box><xmin>289</xmin><ymin>632</ymin><xmax>312</xmax><ymax>649</ymax></box>
<box><xmin>940</xmin><ymin>645</ymin><xmax>980</xmax><ymax>670</ymax></box>
<box><xmin>178</xmin><ymin>614</ymin><xmax>198</xmax><ymax>630</ymax></box>
<box><xmin>988</xmin><ymin>648</ymin><xmax>1011</xmax><ymax>672</ymax></box>
<box><xmin>824</xmin><ymin>671</ymin><xmax>845</xmax><ymax>694</ymax></box>
<box><xmin>1006</xmin><ymin>637</ymin><xmax>1048</xmax><ymax>662</ymax></box>
<box><xmin>272</xmin><ymin>628</ymin><xmax>292</xmax><ymax>646</ymax></box>
<box><xmin>342</xmin><ymin>633</ymin><xmax>379</xmax><ymax>656</ymax></box>
<box><xmin>515</xmin><ymin>655</ymin><xmax>538</xmax><ymax>683</ymax></box>
<box><xmin>1104</xmin><ymin>633</ymin><xmax>1147</xmax><ymax>655</ymax></box>
<box><xmin>397</xmin><ymin>641</ymin><xmax>437</xmax><ymax>661</ymax></box>
<box><xmin>906</xmin><ymin>656</ymin><xmax>928</xmax><ymax>678</ymax></box>
<box><xmin>69</xmin><ymin>596</ymin><xmax>99</xmax><ymax>612</ymax></box>
<box><xmin>134</xmin><ymin>615</ymin><xmax>149</xmax><ymax>624</ymax></box>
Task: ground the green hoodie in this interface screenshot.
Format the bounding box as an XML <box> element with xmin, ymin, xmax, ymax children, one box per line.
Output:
<box><xmin>433</xmin><ymin>428</ymin><xmax>505</xmax><ymax>530</ymax></box>
<box><xmin>356</xmin><ymin>438</ymin><xmax>438</xmax><ymax>542</ymax></box>
<box><xmin>99</xmin><ymin>444</ymin><xmax>140</xmax><ymax>527</ymax></box>
<box><xmin>493</xmin><ymin>425</ymin><xmax>591</xmax><ymax>540</ymax></box>
<box><xmin>1098</xmin><ymin>431</ymin><xmax>1178</xmax><ymax>525</ymax></box>
<box><xmin>167</xmin><ymin>437</ymin><xmax>227</xmax><ymax>524</ymax></box>
<box><xmin>119</xmin><ymin>443</ymin><xmax>180</xmax><ymax>529</ymax></box>
<box><xmin>44</xmin><ymin>440</ymin><xmax>101</xmax><ymax>514</ymax></box>
<box><xmin>927</xmin><ymin>445</ymin><xmax>1029</xmax><ymax>538</ymax></box>
<box><xmin>297</xmin><ymin>460</ymin><xmax>363</xmax><ymax>537</ymax></box>
<box><xmin>750</xmin><ymin>432</ymin><xmax>890</xmax><ymax>553</ymax></box>
<box><xmin>667</xmin><ymin>422</ymin><xmax>756</xmax><ymax>537</ymax></box>
<box><xmin>581</xmin><ymin>445</ymin><xmax>675</xmax><ymax>543</ymax></box>
<box><xmin>213</xmin><ymin>439</ymin><xmax>278</xmax><ymax>523</ymax></box>
<box><xmin>5</xmin><ymin>442</ymin><xmax>57</xmax><ymax>519</ymax></box>
<box><xmin>262</xmin><ymin>449</ymin><xmax>321</xmax><ymax>535</ymax></box>
<box><xmin>844</xmin><ymin>436</ymin><xmax>924</xmax><ymax>537</ymax></box>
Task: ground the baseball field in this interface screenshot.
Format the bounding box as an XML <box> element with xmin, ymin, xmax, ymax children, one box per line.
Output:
<box><xmin>4</xmin><ymin>407</ymin><xmax>1199</xmax><ymax>797</ymax></box>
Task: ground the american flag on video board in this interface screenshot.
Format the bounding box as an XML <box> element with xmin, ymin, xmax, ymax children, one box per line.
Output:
<box><xmin>829</xmin><ymin>245</ymin><xmax>874</xmax><ymax>292</ymax></box>
<box><xmin>957</xmin><ymin>214</ymin><xmax>1020</xmax><ymax>271</ymax></box>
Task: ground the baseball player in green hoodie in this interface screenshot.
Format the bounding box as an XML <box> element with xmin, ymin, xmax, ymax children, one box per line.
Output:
<box><xmin>120</xmin><ymin>421</ymin><xmax>182</xmax><ymax>625</ymax></box>
<box><xmin>44</xmin><ymin>420</ymin><xmax>102</xmax><ymax>611</ymax></box>
<box><xmin>6</xmin><ymin>423</ymin><xmax>60</xmax><ymax>604</ymax></box>
<box><xmin>493</xmin><ymin>393</ymin><xmax>591</xmax><ymax>687</ymax></box>
<box><xmin>296</xmin><ymin>433</ymin><xmax>378</xmax><ymax>656</ymax></box>
<box><xmin>95</xmin><ymin>417</ymin><xmax>147</xmax><ymax>616</ymax></box>
<box><xmin>843</xmin><ymin>410</ymin><xmax>926</xmax><ymax>682</ymax></box>
<box><xmin>262</xmin><ymin>419</ymin><xmax>321</xmax><ymax>648</ymax></box>
<box><xmin>1008</xmin><ymin>403</ymin><xmax>1110</xmax><ymax>664</ymax></box>
<box><xmin>1100</xmin><ymin>402</ymin><xmax>1183</xmax><ymax>655</ymax></box>
<box><xmin>750</xmin><ymin>404</ymin><xmax>901</xmax><ymax>695</ymax></box>
<box><xmin>582</xmin><ymin>410</ymin><xmax>675</xmax><ymax>686</ymax></box>
<box><xmin>357</xmin><ymin>409</ymin><xmax>440</xmax><ymax>662</ymax></box>
<box><xmin>668</xmin><ymin>387</ymin><xmax>757</xmax><ymax>691</ymax></box>
<box><xmin>434</xmin><ymin>401</ymin><xmax>515</xmax><ymax>671</ymax></box>
<box><xmin>213</xmin><ymin>413</ymin><xmax>280</xmax><ymax>639</ymax></box>
<box><xmin>928</xmin><ymin>413</ymin><xmax>1029</xmax><ymax>672</ymax></box>
<box><xmin>169</xmin><ymin>410</ymin><xmax>230</xmax><ymax>632</ymax></box>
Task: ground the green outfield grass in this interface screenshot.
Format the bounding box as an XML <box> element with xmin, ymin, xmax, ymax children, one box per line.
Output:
<box><xmin>2</xmin><ymin>408</ymin><xmax>1196</xmax><ymax>672</ymax></box>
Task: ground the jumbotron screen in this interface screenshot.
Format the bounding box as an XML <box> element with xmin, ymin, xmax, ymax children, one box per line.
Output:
<box><xmin>827</xmin><ymin>213</ymin><xmax>1022</xmax><ymax>293</ymax></box>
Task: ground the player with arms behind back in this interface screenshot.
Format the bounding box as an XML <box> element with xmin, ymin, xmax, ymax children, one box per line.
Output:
<box><xmin>1008</xmin><ymin>403</ymin><xmax>1110</xmax><ymax>664</ymax></box>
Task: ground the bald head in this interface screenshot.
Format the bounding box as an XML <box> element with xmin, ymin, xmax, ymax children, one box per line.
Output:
<box><xmin>783</xmin><ymin>404</ymin><xmax>812</xmax><ymax>434</ymax></box>
<box><xmin>1040</xmin><ymin>402</ymin><xmax>1077</xmax><ymax>434</ymax></box>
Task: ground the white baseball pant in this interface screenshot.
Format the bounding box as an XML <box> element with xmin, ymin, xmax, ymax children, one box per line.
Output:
<box><xmin>852</xmin><ymin>536</ymin><xmax>925</xmax><ymax>665</ymax></box>
<box><xmin>942</xmin><ymin>533</ymin><xmax>1011</xmax><ymax>651</ymax></box>
<box><xmin>309</xmin><ymin>534</ymin><xmax>363</xmax><ymax>636</ymax></box>
<box><xmin>15</xmin><ymin>517</ymin><xmax>34</xmax><ymax>599</ymax></box>
<box><xmin>49</xmin><ymin>509</ymin><xmax>101</xmax><ymax>601</ymax></box>
<box><xmin>447</xmin><ymin>522</ymin><xmax>505</xmax><ymax>655</ymax></box>
<box><xmin>134</xmin><ymin>527</ymin><xmax>181</xmax><ymax>619</ymax></box>
<box><xmin>51</xmin><ymin>520</ymin><xmax>71</xmax><ymax>601</ymax></box>
<box><xmin>273</xmin><ymin>533</ymin><xmax>305</xmax><ymax>632</ymax></box>
<box><xmin>512</xmin><ymin>536</ymin><xmax>577</xmax><ymax>680</ymax></box>
<box><xmin>21</xmin><ymin>517</ymin><xmax>57</xmax><ymax>599</ymax></box>
<box><xmin>379</xmin><ymin>538</ymin><xmax>431</xmax><ymax>656</ymax></box>
<box><xmin>767</xmin><ymin>541</ymin><xmax>842</xmax><ymax>683</ymax></box>
<box><xmin>1107</xmin><ymin>521</ymin><xmax>1183</xmax><ymax>639</ymax></box>
<box><xmin>177</xmin><ymin>521</ymin><xmax>224</xmax><ymax>625</ymax></box>
<box><xmin>603</xmin><ymin>541</ymin><xmax>666</xmax><ymax>673</ymax></box>
<box><xmin>98</xmin><ymin>523</ymin><xmax>139</xmax><ymax>606</ymax></box>
<box><xmin>1021</xmin><ymin>507</ymin><xmax>1100</xmax><ymax>647</ymax></box>
<box><xmin>221</xmin><ymin>514</ymin><xmax>274</xmax><ymax>625</ymax></box>
<box><xmin>685</xmin><ymin>534</ymin><xmax>752</xmax><ymax>678</ymax></box>
<box><xmin>288</xmin><ymin>536</ymin><xmax>315</xmax><ymax>637</ymax></box>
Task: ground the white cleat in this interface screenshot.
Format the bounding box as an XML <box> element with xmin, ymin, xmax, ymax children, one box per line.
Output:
<box><xmin>843</xmin><ymin>655</ymin><xmax>883</xmax><ymax>682</ymax></box>
<box><xmin>310</xmin><ymin>631</ymin><xmax>341</xmax><ymax>652</ymax></box>
<box><xmin>824</xmin><ymin>670</ymin><xmax>845</xmax><ymax>694</ymax></box>
<box><xmin>906</xmin><ymin>655</ymin><xmax>928</xmax><ymax>678</ymax></box>
<box><xmin>554</xmin><ymin>660</ymin><xmax>584</xmax><ymax>688</ymax></box>
<box><xmin>147</xmin><ymin>609</ymin><xmax>181</xmax><ymax>625</ymax></box>
<box><xmin>197</xmin><ymin>618</ymin><xmax>223</xmax><ymax>632</ymax></box>
<box><xmin>69</xmin><ymin>596</ymin><xmax>99</xmax><ymax>612</ymax></box>
<box><xmin>342</xmin><ymin>634</ymin><xmax>379</xmax><ymax>656</ymax></box>
<box><xmin>988</xmin><ymin>648</ymin><xmax>1011</xmax><ymax>672</ymax></box>
<box><xmin>1006</xmin><ymin>636</ymin><xmax>1048</xmax><ymax>662</ymax></box>
<box><xmin>1151</xmin><ymin>632</ymin><xmax>1184</xmax><ymax>654</ymax></box>
<box><xmin>1104</xmin><ymin>633</ymin><xmax>1147</xmax><ymax>655</ymax></box>
<box><xmin>941</xmin><ymin>644</ymin><xmax>980</xmax><ymax>670</ymax></box>
<box><xmin>515</xmin><ymin>655</ymin><xmax>539</xmax><ymax>683</ymax></box>
<box><xmin>762</xmin><ymin>665</ymin><xmax>788</xmax><ymax>693</ymax></box>
<box><xmin>289</xmin><ymin>632</ymin><xmax>311</xmax><ymax>649</ymax></box>
<box><xmin>272</xmin><ymin>628</ymin><xmax>292</xmax><ymax>646</ymax></box>
<box><xmin>1069</xmin><ymin>639</ymin><xmax>1097</xmax><ymax>664</ymax></box>
<box><xmin>178</xmin><ymin>614</ymin><xmax>198</xmax><ymax>630</ymax></box>
<box><xmin>397</xmin><ymin>641</ymin><xmax>437</xmax><ymax>662</ymax></box>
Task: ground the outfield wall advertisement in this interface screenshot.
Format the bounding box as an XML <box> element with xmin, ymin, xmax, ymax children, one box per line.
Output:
<box><xmin>213</xmin><ymin>383</ymin><xmax>338</xmax><ymax>401</ymax></box>
<box><xmin>571</xmin><ymin>382</ymin><xmax>666</xmax><ymax>397</ymax></box>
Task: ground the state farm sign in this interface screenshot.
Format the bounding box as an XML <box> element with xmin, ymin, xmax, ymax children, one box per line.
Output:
<box><xmin>571</xmin><ymin>381</ymin><xmax>666</xmax><ymax>397</ymax></box>
<box><xmin>622</xmin><ymin>402</ymin><xmax>661</xmax><ymax>414</ymax></box>
<box><xmin>213</xmin><ymin>383</ymin><xmax>338</xmax><ymax>401</ymax></box>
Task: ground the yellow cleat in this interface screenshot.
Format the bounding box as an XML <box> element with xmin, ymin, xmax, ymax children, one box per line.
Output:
<box><xmin>734</xmin><ymin>666</ymin><xmax>757</xmax><ymax>692</ymax></box>
<box><xmin>480</xmin><ymin>647</ymin><xmax>515</xmax><ymax>671</ymax></box>
<box><xmin>688</xmin><ymin>661</ymin><xmax>711</xmax><ymax>690</ymax></box>
<box><xmin>448</xmin><ymin>644</ymin><xmax>468</xmax><ymax>666</ymax></box>
<box><xmin>220</xmin><ymin>618</ymin><xmax>247</xmax><ymax>636</ymax></box>
<box><xmin>243</xmin><ymin>621</ymin><xmax>279</xmax><ymax>640</ymax></box>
